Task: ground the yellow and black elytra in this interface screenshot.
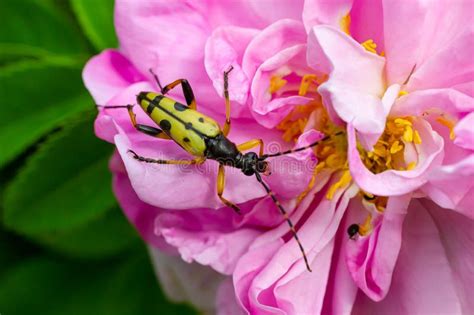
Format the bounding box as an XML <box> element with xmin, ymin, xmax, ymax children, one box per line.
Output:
<box><xmin>98</xmin><ymin>67</ymin><xmax>341</xmax><ymax>272</ymax></box>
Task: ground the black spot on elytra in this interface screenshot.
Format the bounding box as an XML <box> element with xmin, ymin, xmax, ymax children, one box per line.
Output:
<box><xmin>183</xmin><ymin>137</ymin><xmax>190</xmax><ymax>143</ymax></box>
<box><xmin>198</xmin><ymin>117</ymin><xmax>205</xmax><ymax>123</ymax></box>
<box><xmin>159</xmin><ymin>119</ymin><xmax>171</xmax><ymax>131</ymax></box>
<box><xmin>185</xmin><ymin>122</ymin><xmax>193</xmax><ymax>129</ymax></box>
<box><xmin>174</xmin><ymin>102</ymin><xmax>188</xmax><ymax>111</ymax></box>
<box><xmin>146</xmin><ymin>104</ymin><xmax>154</xmax><ymax>114</ymax></box>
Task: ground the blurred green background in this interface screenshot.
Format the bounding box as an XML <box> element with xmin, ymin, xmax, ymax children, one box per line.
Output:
<box><xmin>0</xmin><ymin>1</ymin><xmax>197</xmax><ymax>314</ymax></box>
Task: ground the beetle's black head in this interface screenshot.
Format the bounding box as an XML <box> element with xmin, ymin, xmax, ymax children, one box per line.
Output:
<box><xmin>240</xmin><ymin>152</ymin><xmax>270</xmax><ymax>176</ymax></box>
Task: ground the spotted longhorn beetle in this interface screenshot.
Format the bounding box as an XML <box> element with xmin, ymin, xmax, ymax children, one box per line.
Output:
<box><xmin>98</xmin><ymin>66</ymin><xmax>342</xmax><ymax>272</ymax></box>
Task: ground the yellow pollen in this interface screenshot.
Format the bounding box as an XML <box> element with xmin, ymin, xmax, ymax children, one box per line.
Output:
<box><xmin>326</xmin><ymin>170</ymin><xmax>352</xmax><ymax>200</ymax></box>
<box><xmin>406</xmin><ymin>161</ymin><xmax>417</xmax><ymax>170</ymax></box>
<box><xmin>361</xmin><ymin>39</ymin><xmax>377</xmax><ymax>54</ymax></box>
<box><xmin>269</xmin><ymin>75</ymin><xmax>287</xmax><ymax>94</ymax></box>
<box><xmin>398</xmin><ymin>90</ymin><xmax>408</xmax><ymax>96</ymax></box>
<box><xmin>390</xmin><ymin>141</ymin><xmax>403</xmax><ymax>154</ymax></box>
<box><xmin>436</xmin><ymin>116</ymin><xmax>456</xmax><ymax>140</ymax></box>
<box><xmin>340</xmin><ymin>14</ymin><xmax>351</xmax><ymax>35</ymax></box>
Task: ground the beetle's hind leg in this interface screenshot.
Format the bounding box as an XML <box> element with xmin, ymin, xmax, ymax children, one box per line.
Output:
<box><xmin>217</xmin><ymin>164</ymin><xmax>241</xmax><ymax>214</ymax></box>
<box><xmin>128</xmin><ymin>150</ymin><xmax>205</xmax><ymax>165</ymax></box>
<box><xmin>149</xmin><ymin>69</ymin><xmax>196</xmax><ymax>110</ymax></box>
<box><xmin>97</xmin><ymin>104</ymin><xmax>171</xmax><ymax>140</ymax></box>
<box><xmin>126</xmin><ymin>104</ymin><xmax>170</xmax><ymax>140</ymax></box>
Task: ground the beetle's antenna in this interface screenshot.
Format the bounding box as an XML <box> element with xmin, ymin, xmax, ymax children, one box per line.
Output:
<box><xmin>261</xmin><ymin>131</ymin><xmax>344</xmax><ymax>159</ymax></box>
<box><xmin>254</xmin><ymin>172</ymin><xmax>312</xmax><ymax>272</ymax></box>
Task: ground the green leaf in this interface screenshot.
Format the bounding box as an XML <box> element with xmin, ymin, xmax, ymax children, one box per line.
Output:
<box><xmin>98</xmin><ymin>250</ymin><xmax>198</xmax><ymax>315</ymax></box>
<box><xmin>37</xmin><ymin>206</ymin><xmax>139</xmax><ymax>259</ymax></box>
<box><xmin>3</xmin><ymin>115</ymin><xmax>115</xmax><ymax>235</ymax></box>
<box><xmin>0</xmin><ymin>250</ymin><xmax>198</xmax><ymax>315</ymax></box>
<box><xmin>0</xmin><ymin>61</ymin><xmax>91</xmax><ymax>166</ymax></box>
<box><xmin>0</xmin><ymin>257</ymin><xmax>112</xmax><ymax>314</ymax></box>
<box><xmin>0</xmin><ymin>0</ymin><xmax>88</xmax><ymax>60</ymax></box>
<box><xmin>70</xmin><ymin>0</ymin><xmax>118</xmax><ymax>50</ymax></box>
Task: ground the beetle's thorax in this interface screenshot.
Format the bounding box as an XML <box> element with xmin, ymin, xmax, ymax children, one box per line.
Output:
<box><xmin>205</xmin><ymin>133</ymin><xmax>268</xmax><ymax>176</ymax></box>
<box><xmin>205</xmin><ymin>133</ymin><xmax>242</xmax><ymax>166</ymax></box>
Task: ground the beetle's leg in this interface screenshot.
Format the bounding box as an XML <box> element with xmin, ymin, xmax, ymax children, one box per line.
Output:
<box><xmin>149</xmin><ymin>69</ymin><xmax>196</xmax><ymax>110</ymax></box>
<box><xmin>126</xmin><ymin>105</ymin><xmax>170</xmax><ymax>140</ymax></box>
<box><xmin>217</xmin><ymin>164</ymin><xmax>241</xmax><ymax>214</ymax></box>
<box><xmin>128</xmin><ymin>150</ymin><xmax>205</xmax><ymax>165</ymax></box>
<box><xmin>237</xmin><ymin>139</ymin><xmax>264</xmax><ymax>157</ymax></box>
<box><xmin>222</xmin><ymin>66</ymin><xmax>233</xmax><ymax>136</ymax></box>
<box><xmin>97</xmin><ymin>104</ymin><xmax>170</xmax><ymax>140</ymax></box>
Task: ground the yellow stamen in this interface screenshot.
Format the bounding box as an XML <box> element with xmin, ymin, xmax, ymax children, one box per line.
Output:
<box><xmin>340</xmin><ymin>14</ymin><xmax>351</xmax><ymax>35</ymax></box>
<box><xmin>326</xmin><ymin>170</ymin><xmax>352</xmax><ymax>200</ymax></box>
<box><xmin>413</xmin><ymin>130</ymin><xmax>422</xmax><ymax>144</ymax></box>
<box><xmin>269</xmin><ymin>75</ymin><xmax>287</xmax><ymax>94</ymax></box>
<box><xmin>390</xmin><ymin>141</ymin><xmax>403</xmax><ymax>154</ymax></box>
<box><xmin>297</xmin><ymin>169</ymin><xmax>318</xmax><ymax>202</ymax></box>
<box><xmin>436</xmin><ymin>116</ymin><xmax>456</xmax><ymax>140</ymax></box>
<box><xmin>394</xmin><ymin>118</ymin><xmax>412</xmax><ymax>127</ymax></box>
<box><xmin>298</xmin><ymin>74</ymin><xmax>318</xmax><ymax>96</ymax></box>
<box><xmin>361</xmin><ymin>39</ymin><xmax>377</xmax><ymax>54</ymax></box>
<box><xmin>403</xmin><ymin>125</ymin><xmax>414</xmax><ymax>142</ymax></box>
<box><xmin>358</xmin><ymin>214</ymin><xmax>372</xmax><ymax>236</ymax></box>
<box><xmin>406</xmin><ymin>161</ymin><xmax>417</xmax><ymax>170</ymax></box>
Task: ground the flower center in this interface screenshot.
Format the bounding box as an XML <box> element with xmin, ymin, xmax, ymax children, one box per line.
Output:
<box><xmin>358</xmin><ymin>117</ymin><xmax>422</xmax><ymax>174</ymax></box>
<box><xmin>272</xmin><ymin>75</ymin><xmax>428</xmax><ymax>237</ymax></box>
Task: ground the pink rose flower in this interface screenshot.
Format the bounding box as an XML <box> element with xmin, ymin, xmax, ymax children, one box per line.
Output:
<box><xmin>83</xmin><ymin>0</ymin><xmax>474</xmax><ymax>314</ymax></box>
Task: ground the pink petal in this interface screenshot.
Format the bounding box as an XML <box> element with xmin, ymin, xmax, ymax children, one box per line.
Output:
<box><xmin>234</xmin><ymin>181</ymin><xmax>359</xmax><ymax>314</ymax></box>
<box><xmin>112</xmin><ymin>160</ymin><xmax>171</xmax><ymax>251</ymax></box>
<box><xmin>422</xmin><ymin>155</ymin><xmax>474</xmax><ymax>219</ymax></box>
<box><xmin>155</xmin><ymin>207</ymin><xmax>260</xmax><ymax>275</ymax></box>
<box><xmin>352</xmin><ymin>199</ymin><xmax>469</xmax><ymax>314</ymax></box>
<box><xmin>408</xmin><ymin>26</ymin><xmax>474</xmax><ymax>93</ymax></box>
<box><xmin>217</xmin><ymin>278</ymin><xmax>246</xmax><ymax>315</ymax></box>
<box><xmin>454</xmin><ymin>112</ymin><xmax>474</xmax><ymax>150</ymax></box>
<box><xmin>83</xmin><ymin>49</ymin><xmax>146</xmax><ymax>104</ymax></box>
<box><xmin>191</xmin><ymin>0</ymin><xmax>304</xmax><ymax>30</ymax></box>
<box><xmin>149</xmin><ymin>247</ymin><xmax>225</xmax><ymax>314</ymax></box>
<box><xmin>307</xmin><ymin>26</ymin><xmax>388</xmax><ymax>144</ymax></box>
<box><xmin>383</xmin><ymin>0</ymin><xmax>474</xmax><ymax>86</ymax></box>
<box><xmin>427</xmin><ymin>201</ymin><xmax>474</xmax><ymax>314</ymax></box>
<box><xmin>349</xmin><ymin>0</ymin><xmax>385</xmax><ymax>54</ymax></box>
<box><xmin>345</xmin><ymin>194</ymin><xmax>411</xmax><ymax>301</ymax></box>
<box><xmin>246</xmin><ymin>0</ymin><xmax>304</xmax><ymax>26</ymax></box>
<box><xmin>250</xmin><ymin>44</ymin><xmax>314</xmax><ymax>128</ymax></box>
<box><xmin>205</xmin><ymin>26</ymin><xmax>259</xmax><ymax>107</ymax></box>
<box><xmin>391</xmin><ymin>88</ymin><xmax>474</xmax><ymax>118</ymax></box>
<box><xmin>242</xmin><ymin>19</ymin><xmax>306</xmax><ymax>79</ymax></box>
<box><xmin>321</xmin><ymin>213</ymin><xmax>359</xmax><ymax>315</ymax></box>
<box><xmin>302</xmin><ymin>0</ymin><xmax>352</xmax><ymax>32</ymax></box>
<box><xmin>114</xmin><ymin>1</ymin><xmax>221</xmax><ymax>110</ymax></box>
<box><xmin>347</xmin><ymin>121</ymin><xmax>444</xmax><ymax>196</ymax></box>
